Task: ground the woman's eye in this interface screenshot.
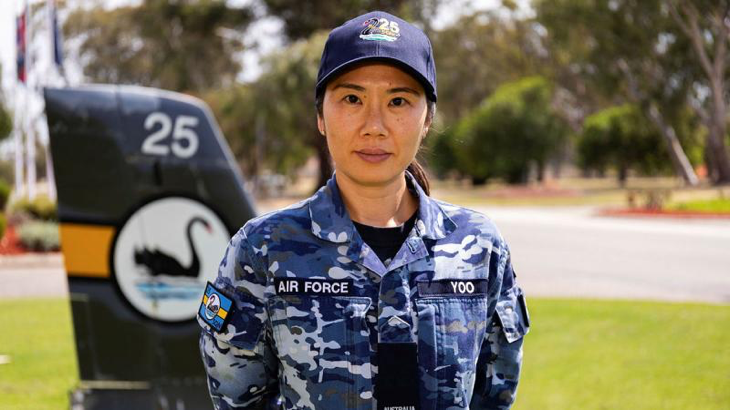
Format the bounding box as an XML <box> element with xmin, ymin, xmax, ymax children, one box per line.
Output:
<box><xmin>344</xmin><ymin>95</ymin><xmax>360</xmax><ymax>104</ymax></box>
<box><xmin>391</xmin><ymin>97</ymin><xmax>407</xmax><ymax>107</ymax></box>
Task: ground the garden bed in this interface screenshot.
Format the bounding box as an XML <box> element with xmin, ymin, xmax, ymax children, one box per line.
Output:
<box><xmin>0</xmin><ymin>225</ymin><xmax>25</xmax><ymax>255</ymax></box>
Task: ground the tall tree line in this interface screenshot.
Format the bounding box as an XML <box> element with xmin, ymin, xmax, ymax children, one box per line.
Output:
<box><xmin>62</xmin><ymin>0</ymin><xmax>730</xmax><ymax>188</ymax></box>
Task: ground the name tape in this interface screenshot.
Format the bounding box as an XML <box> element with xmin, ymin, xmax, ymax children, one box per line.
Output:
<box><xmin>275</xmin><ymin>278</ymin><xmax>354</xmax><ymax>296</ymax></box>
<box><xmin>417</xmin><ymin>279</ymin><xmax>488</xmax><ymax>296</ymax></box>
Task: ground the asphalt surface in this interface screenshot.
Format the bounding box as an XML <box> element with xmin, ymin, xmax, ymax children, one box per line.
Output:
<box><xmin>1</xmin><ymin>206</ymin><xmax>728</xmax><ymax>304</ymax></box>
<box><xmin>0</xmin><ymin>254</ymin><xmax>67</xmax><ymax>299</ymax></box>
<box><xmin>477</xmin><ymin>206</ymin><xmax>730</xmax><ymax>305</ymax></box>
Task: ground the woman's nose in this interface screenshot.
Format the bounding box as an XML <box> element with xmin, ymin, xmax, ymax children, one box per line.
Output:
<box><xmin>361</xmin><ymin>100</ymin><xmax>386</xmax><ymax>138</ymax></box>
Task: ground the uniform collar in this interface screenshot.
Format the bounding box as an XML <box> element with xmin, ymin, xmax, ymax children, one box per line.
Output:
<box><xmin>308</xmin><ymin>169</ymin><xmax>457</xmax><ymax>244</ymax></box>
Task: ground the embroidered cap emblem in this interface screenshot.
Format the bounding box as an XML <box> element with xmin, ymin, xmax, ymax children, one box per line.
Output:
<box><xmin>360</xmin><ymin>17</ymin><xmax>400</xmax><ymax>42</ymax></box>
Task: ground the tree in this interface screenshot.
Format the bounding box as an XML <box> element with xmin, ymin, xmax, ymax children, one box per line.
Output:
<box><xmin>536</xmin><ymin>0</ymin><xmax>701</xmax><ymax>185</ymax></box>
<box><xmin>668</xmin><ymin>1</ymin><xmax>730</xmax><ymax>184</ymax></box>
<box><xmin>204</xmin><ymin>85</ymin><xmax>259</xmax><ymax>178</ymax></box>
<box><xmin>256</xmin><ymin>33</ymin><xmax>332</xmax><ymax>190</ymax></box>
<box><xmin>423</xmin><ymin>125</ymin><xmax>457</xmax><ymax>179</ymax></box>
<box><xmin>0</xmin><ymin>64</ymin><xmax>11</xmax><ymax>143</ymax></box>
<box><xmin>207</xmin><ymin>33</ymin><xmax>330</xmax><ymax>190</ymax></box>
<box><xmin>0</xmin><ymin>100</ymin><xmax>11</xmax><ymax>144</ymax></box>
<box><xmin>64</xmin><ymin>0</ymin><xmax>253</xmax><ymax>93</ymax></box>
<box><xmin>452</xmin><ymin>76</ymin><xmax>569</xmax><ymax>184</ymax></box>
<box><xmin>577</xmin><ymin>104</ymin><xmax>694</xmax><ymax>185</ymax></box>
<box><xmin>425</xmin><ymin>9</ymin><xmax>561</xmax><ymax>181</ymax></box>
<box><xmin>430</xmin><ymin>10</ymin><xmax>550</xmax><ymax>125</ymax></box>
<box><xmin>261</xmin><ymin>0</ymin><xmax>435</xmax><ymax>41</ymax></box>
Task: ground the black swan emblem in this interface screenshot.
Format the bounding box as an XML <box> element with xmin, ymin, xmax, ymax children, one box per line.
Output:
<box><xmin>134</xmin><ymin>216</ymin><xmax>212</xmax><ymax>278</ymax></box>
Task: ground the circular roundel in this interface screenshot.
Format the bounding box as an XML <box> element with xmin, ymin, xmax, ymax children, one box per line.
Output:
<box><xmin>112</xmin><ymin>196</ymin><xmax>231</xmax><ymax>322</ymax></box>
<box><xmin>204</xmin><ymin>293</ymin><xmax>221</xmax><ymax>320</ymax></box>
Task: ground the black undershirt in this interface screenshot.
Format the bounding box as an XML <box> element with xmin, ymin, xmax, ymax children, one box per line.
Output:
<box><xmin>352</xmin><ymin>210</ymin><xmax>418</xmax><ymax>264</ymax></box>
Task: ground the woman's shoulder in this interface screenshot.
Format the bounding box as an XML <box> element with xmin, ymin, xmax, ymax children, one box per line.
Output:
<box><xmin>237</xmin><ymin>196</ymin><xmax>315</xmax><ymax>243</ymax></box>
<box><xmin>430</xmin><ymin>197</ymin><xmax>504</xmax><ymax>242</ymax></box>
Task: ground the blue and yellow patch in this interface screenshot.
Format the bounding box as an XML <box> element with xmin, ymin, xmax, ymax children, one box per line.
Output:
<box><xmin>198</xmin><ymin>282</ymin><xmax>233</xmax><ymax>332</ymax></box>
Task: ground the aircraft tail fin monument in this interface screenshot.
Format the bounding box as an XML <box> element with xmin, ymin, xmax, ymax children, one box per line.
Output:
<box><xmin>44</xmin><ymin>85</ymin><xmax>257</xmax><ymax>409</ymax></box>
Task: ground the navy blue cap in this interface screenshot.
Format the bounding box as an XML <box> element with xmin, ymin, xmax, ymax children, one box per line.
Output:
<box><xmin>316</xmin><ymin>10</ymin><xmax>437</xmax><ymax>102</ymax></box>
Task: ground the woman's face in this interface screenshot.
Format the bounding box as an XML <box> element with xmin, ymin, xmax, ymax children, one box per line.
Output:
<box><xmin>318</xmin><ymin>62</ymin><xmax>431</xmax><ymax>189</ymax></box>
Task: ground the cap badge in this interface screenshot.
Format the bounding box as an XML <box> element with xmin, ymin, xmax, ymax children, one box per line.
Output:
<box><xmin>360</xmin><ymin>17</ymin><xmax>400</xmax><ymax>42</ymax></box>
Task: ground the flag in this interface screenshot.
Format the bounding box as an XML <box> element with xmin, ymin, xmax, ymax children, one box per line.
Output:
<box><xmin>49</xmin><ymin>0</ymin><xmax>63</xmax><ymax>68</ymax></box>
<box><xmin>16</xmin><ymin>9</ymin><xmax>27</xmax><ymax>83</ymax></box>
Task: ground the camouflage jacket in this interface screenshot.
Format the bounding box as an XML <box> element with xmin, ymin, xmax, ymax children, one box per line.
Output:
<box><xmin>197</xmin><ymin>170</ymin><xmax>530</xmax><ymax>410</ymax></box>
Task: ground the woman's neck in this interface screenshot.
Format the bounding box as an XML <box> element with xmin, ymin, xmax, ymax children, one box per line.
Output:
<box><xmin>335</xmin><ymin>171</ymin><xmax>418</xmax><ymax>228</ymax></box>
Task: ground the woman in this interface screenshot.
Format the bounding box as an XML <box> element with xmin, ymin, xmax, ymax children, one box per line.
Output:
<box><xmin>197</xmin><ymin>10</ymin><xmax>530</xmax><ymax>410</ymax></box>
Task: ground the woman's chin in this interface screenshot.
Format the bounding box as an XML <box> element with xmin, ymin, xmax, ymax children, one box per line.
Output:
<box><xmin>340</xmin><ymin>169</ymin><xmax>407</xmax><ymax>188</ymax></box>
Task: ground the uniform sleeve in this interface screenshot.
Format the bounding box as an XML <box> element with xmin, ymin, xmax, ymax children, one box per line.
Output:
<box><xmin>197</xmin><ymin>227</ymin><xmax>280</xmax><ymax>409</ymax></box>
<box><xmin>470</xmin><ymin>240</ymin><xmax>530</xmax><ymax>409</ymax></box>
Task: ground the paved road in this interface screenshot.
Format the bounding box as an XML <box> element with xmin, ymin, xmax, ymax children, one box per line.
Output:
<box><xmin>476</xmin><ymin>206</ymin><xmax>730</xmax><ymax>304</ymax></box>
<box><xmin>0</xmin><ymin>254</ymin><xmax>67</xmax><ymax>299</ymax></box>
<box><xmin>1</xmin><ymin>206</ymin><xmax>728</xmax><ymax>304</ymax></box>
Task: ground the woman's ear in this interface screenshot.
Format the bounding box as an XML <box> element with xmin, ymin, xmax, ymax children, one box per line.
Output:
<box><xmin>422</xmin><ymin>118</ymin><xmax>432</xmax><ymax>139</ymax></box>
<box><xmin>317</xmin><ymin>114</ymin><xmax>326</xmax><ymax>136</ymax></box>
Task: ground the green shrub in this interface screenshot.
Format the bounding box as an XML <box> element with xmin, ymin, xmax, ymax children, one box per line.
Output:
<box><xmin>30</xmin><ymin>196</ymin><xmax>57</xmax><ymax>221</ymax></box>
<box><xmin>577</xmin><ymin>104</ymin><xmax>674</xmax><ymax>185</ymax></box>
<box><xmin>17</xmin><ymin>221</ymin><xmax>60</xmax><ymax>252</ymax></box>
<box><xmin>0</xmin><ymin>159</ymin><xmax>14</xmax><ymax>187</ymax></box>
<box><xmin>452</xmin><ymin>76</ymin><xmax>569</xmax><ymax>184</ymax></box>
<box><xmin>10</xmin><ymin>195</ymin><xmax>58</xmax><ymax>221</ymax></box>
<box><xmin>0</xmin><ymin>212</ymin><xmax>6</xmax><ymax>241</ymax></box>
<box><xmin>0</xmin><ymin>180</ymin><xmax>10</xmax><ymax>211</ymax></box>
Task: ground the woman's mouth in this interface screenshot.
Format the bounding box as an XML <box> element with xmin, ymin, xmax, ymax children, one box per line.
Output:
<box><xmin>355</xmin><ymin>149</ymin><xmax>391</xmax><ymax>163</ymax></box>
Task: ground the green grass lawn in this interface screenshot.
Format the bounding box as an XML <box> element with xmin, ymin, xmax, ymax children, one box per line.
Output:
<box><xmin>0</xmin><ymin>298</ymin><xmax>728</xmax><ymax>409</ymax></box>
<box><xmin>0</xmin><ymin>298</ymin><xmax>78</xmax><ymax>410</ymax></box>
<box><xmin>515</xmin><ymin>299</ymin><xmax>730</xmax><ymax>410</ymax></box>
<box><xmin>667</xmin><ymin>198</ymin><xmax>730</xmax><ymax>213</ymax></box>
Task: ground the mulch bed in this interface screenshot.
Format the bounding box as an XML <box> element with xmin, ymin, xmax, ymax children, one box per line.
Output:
<box><xmin>0</xmin><ymin>225</ymin><xmax>27</xmax><ymax>255</ymax></box>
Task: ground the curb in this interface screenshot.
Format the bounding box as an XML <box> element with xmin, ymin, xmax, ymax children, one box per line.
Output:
<box><xmin>597</xmin><ymin>208</ymin><xmax>730</xmax><ymax>220</ymax></box>
<box><xmin>0</xmin><ymin>253</ymin><xmax>64</xmax><ymax>270</ymax></box>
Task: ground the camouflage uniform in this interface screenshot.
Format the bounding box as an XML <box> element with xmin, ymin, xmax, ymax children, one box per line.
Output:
<box><xmin>197</xmin><ymin>170</ymin><xmax>530</xmax><ymax>409</ymax></box>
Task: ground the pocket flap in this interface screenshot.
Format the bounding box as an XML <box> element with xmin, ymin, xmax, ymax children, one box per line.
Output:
<box><xmin>495</xmin><ymin>286</ymin><xmax>530</xmax><ymax>343</ymax></box>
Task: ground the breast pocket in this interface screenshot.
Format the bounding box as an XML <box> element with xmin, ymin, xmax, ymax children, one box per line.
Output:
<box><xmin>267</xmin><ymin>295</ymin><xmax>373</xmax><ymax>410</ymax></box>
<box><xmin>415</xmin><ymin>295</ymin><xmax>489</xmax><ymax>410</ymax></box>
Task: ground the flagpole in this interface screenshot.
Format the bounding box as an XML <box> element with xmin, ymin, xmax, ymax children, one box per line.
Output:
<box><xmin>14</xmin><ymin>4</ymin><xmax>27</xmax><ymax>200</ymax></box>
<box><xmin>44</xmin><ymin>0</ymin><xmax>57</xmax><ymax>201</ymax></box>
<box><xmin>25</xmin><ymin>0</ymin><xmax>36</xmax><ymax>200</ymax></box>
<box><xmin>50</xmin><ymin>0</ymin><xmax>67</xmax><ymax>86</ymax></box>
<box><xmin>13</xmin><ymin>88</ymin><xmax>24</xmax><ymax>199</ymax></box>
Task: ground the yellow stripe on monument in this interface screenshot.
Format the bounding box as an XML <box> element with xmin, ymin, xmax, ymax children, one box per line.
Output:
<box><xmin>59</xmin><ymin>223</ymin><xmax>115</xmax><ymax>278</ymax></box>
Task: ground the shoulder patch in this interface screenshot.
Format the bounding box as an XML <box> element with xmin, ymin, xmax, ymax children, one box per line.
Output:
<box><xmin>198</xmin><ymin>282</ymin><xmax>233</xmax><ymax>332</ymax></box>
